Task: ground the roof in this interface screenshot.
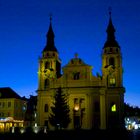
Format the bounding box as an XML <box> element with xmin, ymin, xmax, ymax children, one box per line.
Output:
<box><xmin>43</xmin><ymin>20</ymin><xmax>58</xmax><ymax>52</ymax></box>
<box><xmin>63</xmin><ymin>53</ymin><xmax>91</xmax><ymax>68</ymax></box>
<box><xmin>0</xmin><ymin>87</ymin><xmax>21</xmax><ymax>99</ymax></box>
<box><xmin>103</xmin><ymin>13</ymin><xmax>120</xmax><ymax>48</ymax></box>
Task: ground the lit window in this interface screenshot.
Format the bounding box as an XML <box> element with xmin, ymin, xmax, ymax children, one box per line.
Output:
<box><xmin>74</xmin><ymin>104</ymin><xmax>79</xmax><ymax>111</ymax></box>
<box><xmin>111</xmin><ymin>104</ymin><xmax>116</xmax><ymax>112</ymax></box>
<box><xmin>74</xmin><ymin>98</ymin><xmax>79</xmax><ymax>111</ymax></box>
<box><xmin>110</xmin><ymin>78</ymin><xmax>115</xmax><ymax>86</ymax></box>
<box><xmin>22</xmin><ymin>106</ymin><xmax>26</xmax><ymax>111</ymax></box>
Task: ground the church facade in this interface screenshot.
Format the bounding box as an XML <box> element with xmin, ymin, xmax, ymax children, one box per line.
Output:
<box><xmin>36</xmin><ymin>13</ymin><xmax>125</xmax><ymax>130</ymax></box>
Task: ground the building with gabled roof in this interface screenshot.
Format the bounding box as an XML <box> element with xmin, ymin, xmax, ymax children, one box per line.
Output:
<box><xmin>0</xmin><ymin>87</ymin><xmax>27</xmax><ymax>132</ymax></box>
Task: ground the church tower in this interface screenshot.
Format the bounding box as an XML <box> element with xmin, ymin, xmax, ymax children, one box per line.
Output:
<box><xmin>102</xmin><ymin>12</ymin><xmax>122</xmax><ymax>87</ymax></box>
<box><xmin>37</xmin><ymin>17</ymin><xmax>61</xmax><ymax>126</ymax></box>
<box><xmin>101</xmin><ymin>11</ymin><xmax>125</xmax><ymax>129</ymax></box>
<box><xmin>38</xmin><ymin>16</ymin><xmax>61</xmax><ymax>91</ymax></box>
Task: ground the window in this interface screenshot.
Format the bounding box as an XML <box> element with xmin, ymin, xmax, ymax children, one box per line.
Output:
<box><xmin>44</xmin><ymin>104</ymin><xmax>48</xmax><ymax>112</ymax></box>
<box><xmin>53</xmin><ymin>53</ymin><xmax>55</xmax><ymax>56</ymax></box>
<box><xmin>7</xmin><ymin>112</ymin><xmax>10</xmax><ymax>117</ymax></box>
<box><xmin>1</xmin><ymin>112</ymin><xmax>4</xmax><ymax>117</ymax></box>
<box><xmin>46</xmin><ymin>53</ymin><xmax>49</xmax><ymax>57</ymax></box>
<box><xmin>8</xmin><ymin>102</ymin><xmax>11</xmax><ymax>107</ymax></box>
<box><xmin>94</xmin><ymin>102</ymin><xmax>100</xmax><ymax>112</ymax></box>
<box><xmin>74</xmin><ymin>116</ymin><xmax>80</xmax><ymax>129</ymax></box>
<box><xmin>45</xmin><ymin>62</ymin><xmax>50</xmax><ymax>69</ymax></box>
<box><xmin>109</xmin><ymin>78</ymin><xmax>116</xmax><ymax>86</ymax></box>
<box><xmin>74</xmin><ymin>98</ymin><xmax>79</xmax><ymax>111</ymax></box>
<box><xmin>73</xmin><ymin>72</ymin><xmax>80</xmax><ymax>80</ymax></box>
<box><xmin>79</xmin><ymin>59</ymin><xmax>82</xmax><ymax>64</ymax></box>
<box><xmin>111</xmin><ymin>104</ymin><xmax>116</xmax><ymax>112</ymax></box>
<box><xmin>71</xmin><ymin>60</ymin><xmax>74</xmax><ymax>64</ymax></box>
<box><xmin>74</xmin><ymin>98</ymin><xmax>78</xmax><ymax>104</ymax></box>
<box><xmin>116</xmin><ymin>48</ymin><xmax>118</xmax><ymax>53</ymax></box>
<box><xmin>44</xmin><ymin>79</ymin><xmax>49</xmax><ymax>88</ymax></box>
<box><xmin>80</xmin><ymin>98</ymin><xmax>84</xmax><ymax>103</ymax></box>
<box><xmin>109</xmin><ymin>48</ymin><xmax>113</xmax><ymax>53</ymax></box>
<box><xmin>2</xmin><ymin>102</ymin><xmax>5</xmax><ymax>108</ymax></box>
<box><xmin>109</xmin><ymin>57</ymin><xmax>115</xmax><ymax>67</ymax></box>
<box><xmin>44</xmin><ymin>120</ymin><xmax>49</xmax><ymax>128</ymax></box>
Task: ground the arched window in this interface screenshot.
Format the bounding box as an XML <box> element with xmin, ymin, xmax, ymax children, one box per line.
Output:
<box><xmin>110</xmin><ymin>48</ymin><xmax>113</xmax><ymax>53</ymax></box>
<box><xmin>116</xmin><ymin>48</ymin><xmax>118</xmax><ymax>53</ymax></box>
<box><xmin>109</xmin><ymin>57</ymin><xmax>115</xmax><ymax>66</ymax></box>
<box><xmin>53</xmin><ymin>53</ymin><xmax>55</xmax><ymax>57</ymax></box>
<box><xmin>94</xmin><ymin>102</ymin><xmax>100</xmax><ymax>112</ymax></box>
<box><xmin>44</xmin><ymin>104</ymin><xmax>48</xmax><ymax>112</ymax></box>
<box><xmin>45</xmin><ymin>62</ymin><xmax>50</xmax><ymax>69</ymax></box>
<box><xmin>111</xmin><ymin>103</ymin><xmax>116</xmax><ymax>112</ymax></box>
<box><xmin>73</xmin><ymin>72</ymin><xmax>80</xmax><ymax>80</ymax></box>
<box><xmin>44</xmin><ymin>79</ymin><xmax>49</xmax><ymax>88</ymax></box>
<box><xmin>109</xmin><ymin>78</ymin><xmax>116</xmax><ymax>86</ymax></box>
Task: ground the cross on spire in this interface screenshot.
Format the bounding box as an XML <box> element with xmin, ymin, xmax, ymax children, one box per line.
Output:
<box><xmin>74</xmin><ymin>53</ymin><xmax>78</xmax><ymax>58</ymax></box>
<box><xmin>49</xmin><ymin>13</ymin><xmax>52</xmax><ymax>23</ymax></box>
<box><xmin>108</xmin><ymin>6</ymin><xmax>112</xmax><ymax>17</ymax></box>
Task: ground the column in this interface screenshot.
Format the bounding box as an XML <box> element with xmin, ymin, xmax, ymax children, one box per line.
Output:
<box><xmin>100</xmin><ymin>89</ymin><xmax>106</xmax><ymax>129</ymax></box>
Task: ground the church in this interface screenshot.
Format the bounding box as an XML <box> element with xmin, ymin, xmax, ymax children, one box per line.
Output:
<box><xmin>36</xmin><ymin>12</ymin><xmax>125</xmax><ymax>130</ymax></box>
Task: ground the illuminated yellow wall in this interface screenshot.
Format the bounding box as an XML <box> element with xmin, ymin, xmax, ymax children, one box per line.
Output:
<box><xmin>0</xmin><ymin>98</ymin><xmax>26</xmax><ymax>120</ymax></box>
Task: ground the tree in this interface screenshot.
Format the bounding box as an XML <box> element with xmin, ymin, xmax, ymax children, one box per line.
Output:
<box><xmin>49</xmin><ymin>87</ymin><xmax>71</xmax><ymax>129</ymax></box>
<box><xmin>124</xmin><ymin>103</ymin><xmax>140</xmax><ymax>117</ymax></box>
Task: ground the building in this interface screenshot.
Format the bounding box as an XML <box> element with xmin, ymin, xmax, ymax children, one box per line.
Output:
<box><xmin>37</xmin><ymin>13</ymin><xmax>125</xmax><ymax>130</ymax></box>
<box><xmin>0</xmin><ymin>87</ymin><xmax>27</xmax><ymax>132</ymax></box>
<box><xmin>24</xmin><ymin>95</ymin><xmax>37</xmax><ymax>127</ymax></box>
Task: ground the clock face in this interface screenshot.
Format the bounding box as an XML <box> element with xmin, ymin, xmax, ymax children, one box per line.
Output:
<box><xmin>107</xmin><ymin>65</ymin><xmax>115</xmax><ymax>75</ymax></box>
<box><xmin>44</xmin><ymin>68</ymin><xmax>54</xmax><ymax>78</ymax></box>
<box><xmin>44</xmin><ymin>69</ymin><xmax>50</xmax><ymax>77</ymax></box>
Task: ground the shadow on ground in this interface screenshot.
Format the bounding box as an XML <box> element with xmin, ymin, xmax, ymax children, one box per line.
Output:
<box><xmin>0</xmin><ymin>129</ymin><xmax>139</xmax><ymax>140</ymax></box>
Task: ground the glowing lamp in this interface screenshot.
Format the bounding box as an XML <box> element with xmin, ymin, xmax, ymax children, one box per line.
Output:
<box><xmin>74</xmin><ymin>104</ymin><xmax>79</xmax><ymax>111</ymax></box>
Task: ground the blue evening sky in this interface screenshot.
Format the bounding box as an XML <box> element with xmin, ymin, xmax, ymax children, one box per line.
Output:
<box><xmin>0</xmin><ymin>0</ymin><xmax>140</xmax><ymax>107</ymax></box>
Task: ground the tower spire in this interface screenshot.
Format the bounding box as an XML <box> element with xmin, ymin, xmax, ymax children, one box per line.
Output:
<box><xmin>108</xmin><ymin>6</ymin><xmax>112</xmax><ymax>18</ymax></box>
<box><xmin>103</xmin><ymin>9</ymin><xmax>119</xmax><ymax>48</ymax></box>
<box><xmin>43</xmin><ymin>15</ymin><xmax>58</xmax><ymax>52</ymax></box>
<box><xmin>50</xmin><ymin>13</ymin><xmax>52</xmax><ymax>23</ymax></box>
<box><xmin>106</xmin><ymin>8</ymin><xmax>115</xmax><ymax>42</ymax></box>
